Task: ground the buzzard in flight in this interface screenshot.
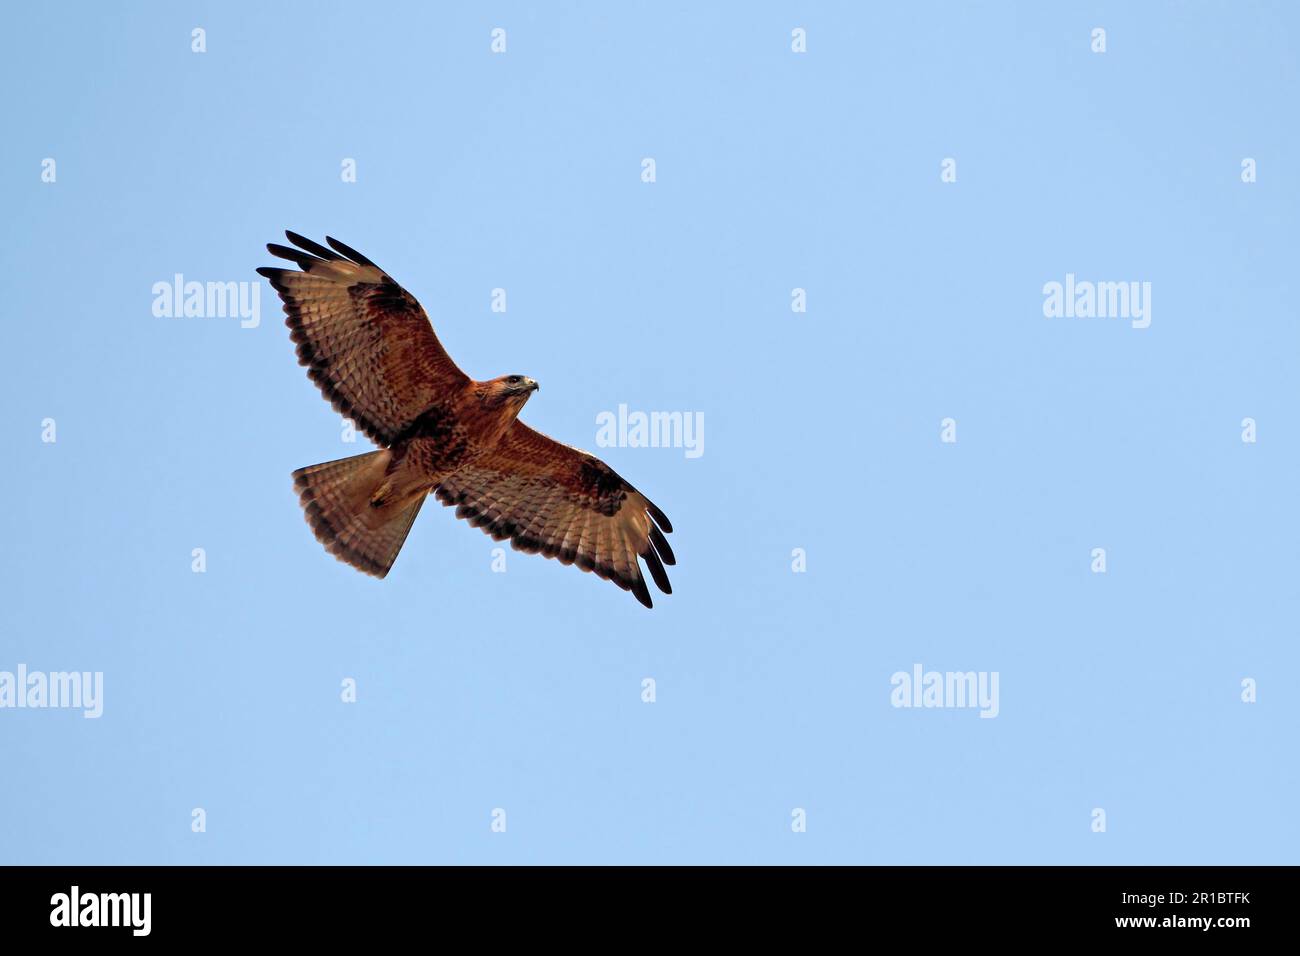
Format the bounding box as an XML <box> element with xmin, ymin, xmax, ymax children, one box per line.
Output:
<box><xmin>257</xmin><ymin>232</ymin><xmax>676</xmax><ymax>608</ymax></box>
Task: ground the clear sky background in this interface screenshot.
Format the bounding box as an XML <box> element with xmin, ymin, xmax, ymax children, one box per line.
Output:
<box><xmin>1</xmin><ymin>2</ymin><xmax>1296</xmax><ymax>864</ymax></box>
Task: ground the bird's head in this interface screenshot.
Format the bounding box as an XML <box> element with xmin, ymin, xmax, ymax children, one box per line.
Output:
<box><xmin>482</xmin><ymin>374</ymin><xmax>539</xmax><ymax>410</ymax></box>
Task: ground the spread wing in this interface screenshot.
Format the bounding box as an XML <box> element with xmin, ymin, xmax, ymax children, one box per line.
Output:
<box><xmin>433</xmin><ymin>422</ymin><xmax>676</xmax><ymax>608</ymax></box>
<box><xmin>257</xmin><ymin>232</ymin><xmax>469</xmax><ymax>446</ymax></box>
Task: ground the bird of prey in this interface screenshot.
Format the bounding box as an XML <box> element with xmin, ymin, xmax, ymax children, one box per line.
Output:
<box><xmin>256</xmin><ymin>232</ymin><xmax>676</xmax><ymax>608</ymax></box>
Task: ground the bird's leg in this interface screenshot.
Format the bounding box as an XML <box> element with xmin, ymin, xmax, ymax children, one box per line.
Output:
<box><xmin>365</xmin><ymin>448</ymin><xmax>434</xmax><ymax>524</ymax></box>
<box><xmin>369</xmin><ymin>476</ymin><xmax>396</xmax><ymax>509</ymax></box>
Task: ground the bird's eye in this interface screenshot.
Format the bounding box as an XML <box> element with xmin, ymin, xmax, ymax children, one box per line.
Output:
<box><xmin>507</xmin><ymin>376</ymin><xmax>521</xmax><ymax>385</ymax></box>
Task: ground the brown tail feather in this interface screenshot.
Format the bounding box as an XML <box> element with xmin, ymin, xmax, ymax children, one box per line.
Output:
<box><xmin>292</xmin><ymin>451</ymin><xmax>425</xmax><ymax>578</ymax></box>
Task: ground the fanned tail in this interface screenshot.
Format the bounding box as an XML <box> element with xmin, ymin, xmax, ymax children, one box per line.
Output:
<box><xmin>292</xmin><ymin>450</ymin><xmax>425</xmax><ymax>578</ymax></box>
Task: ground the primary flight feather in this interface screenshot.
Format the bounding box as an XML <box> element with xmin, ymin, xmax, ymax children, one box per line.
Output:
<box><xmin>256</xmin><ymin>232</ymin><xmax>675</xmax><ymax>608</ymax></box>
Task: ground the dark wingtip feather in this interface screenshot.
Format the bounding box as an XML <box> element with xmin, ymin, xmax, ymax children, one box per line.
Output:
<box><xmin>640</xmin><ymin>546</ymin><xmax>672</xmax><ymax>595</ymax></box>
<box><xmin>255</xmin><ymin>266</ymin><xmax>283</xmax><ymax>280</ymax></box>
<box><xmin>646</xmin><ymin>502</ymin><xmax>672</xmax><ymax>534</ymax></box>
<box><xmin>648</xmin><ymin>525</ymin><xmax>675</xmax><ymax>566</ymax></box>
<box><xmin>267</xmin><ymin>243</ymin><xmax>321</xmax><ymax>270</ymax></box>
<box><xmin>286</xmin><ymin>231</ymin><xmax>346</xmax><ymax>261</ymax></box>
<box><xmin>630</xmin><ymin>575</ymin><xmax>653</xmax><ymax>609</ymax></box>
<box><xmin>325</xmin><ymin>236</ymin><xmax>378</xmax><ymax>267</ymax></box>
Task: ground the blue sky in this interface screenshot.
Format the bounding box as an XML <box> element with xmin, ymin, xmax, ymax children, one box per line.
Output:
<box><xmin>1</xmin><ymin>1</ymin><xmax>1296</xmax><ymax>864</ymax></box>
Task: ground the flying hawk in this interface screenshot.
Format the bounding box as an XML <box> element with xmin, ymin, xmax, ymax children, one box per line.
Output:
<box><xmin>257</xmin><ymin>232</ymin><xmax>676</xmax><ymax>608</ymax></box>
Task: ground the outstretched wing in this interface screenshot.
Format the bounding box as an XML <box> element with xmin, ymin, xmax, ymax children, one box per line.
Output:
<box><xmin>434</xmin><ymin>422</ymin><xmax>676</xmax><ymax>608</ymax></box>
<box><xmin>257</xmin><ymin>232</ymin><xmax>469</xmax><ymax>446</ymax></box>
